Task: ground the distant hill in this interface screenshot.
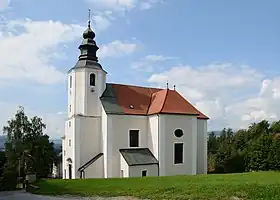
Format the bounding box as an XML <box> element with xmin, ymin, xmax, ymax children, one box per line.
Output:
<box><xmin>52</xmin><ymin>139</ymin><xmax>62</xmax><ymax>153</ymax></box>
<box><xmin>208</xmin><ymin>131</ymin><xmax>222</xmax><ymax>136</ymax></box>
<box><xmin>0</xmin><ymin>135</ymin><xmax>6</xmax><ymax>150</ymax></box>
<box><xmin>0</xmin><ymin>135</ymin><xmax>62</xmax><ymax>152</ymax></box>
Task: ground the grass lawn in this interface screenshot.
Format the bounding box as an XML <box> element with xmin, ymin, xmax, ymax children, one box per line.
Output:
<box><xmin>35</xmin><ymin>172</ymin><xmax>280</xmax><ymax>200</ymax></box>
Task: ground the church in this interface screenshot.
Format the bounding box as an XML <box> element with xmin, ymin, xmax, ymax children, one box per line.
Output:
<box><xmin>61</xmin><ymin>19</ymin><xmax>209</xmax><ymax>179</ymax></box>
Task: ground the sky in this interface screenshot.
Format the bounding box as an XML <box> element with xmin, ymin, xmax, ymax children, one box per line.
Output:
<box><xmin>0</xmin><ymin>0</ymin><xmax>280</xmax><ymax>138</ymax></box>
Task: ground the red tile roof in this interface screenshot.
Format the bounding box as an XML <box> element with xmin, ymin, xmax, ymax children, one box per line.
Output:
<box><xmin>111</xmin><ymin>83</ymin><xmax>209</xmax><ymax>120</ymax></box>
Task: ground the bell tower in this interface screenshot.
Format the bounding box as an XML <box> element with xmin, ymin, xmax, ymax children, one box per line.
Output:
<box><xmin>63</xmin><ymin>9</ymin><xmax>106</xmax><ymax>179</ymax></box>
<box><xmin>68</xmin><ymin>9</ymin><xmax>107</xmax><ymax>117</ymax></box>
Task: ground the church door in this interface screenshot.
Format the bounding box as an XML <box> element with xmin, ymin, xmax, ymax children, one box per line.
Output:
<box><xmin>68</xmin><ymin>164</ymin><xmax>72</xmax><ymax>179</ymax></box>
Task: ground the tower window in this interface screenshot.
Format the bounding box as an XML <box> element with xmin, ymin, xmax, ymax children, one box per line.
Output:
<box><xmin>69</xmin><ymin>139</ymin><xmax>71</xmax><ymax>147</ymax></box>
<box><xmin>69</xmin><ymin>105</ymin><xmax>71</xmax><ymax>112</ymax></box>
<box><xmin>174</xmin><ymin>143</ymin><xmax>184</xmax><ymax>164</ymax></box>
<box><xmin>90</xmin><ymin>73</ymin><xmax>95</xmax><ymax>86</ymax></box>
<box><xmin>69</xmin><ymin>76</ymin><xmax>72</xmax><ymax>88</ymax></box>
<box><xmin>129</xmin><ymin>130</ymin><xmax>139</xmax><ymax>147</ymax></box>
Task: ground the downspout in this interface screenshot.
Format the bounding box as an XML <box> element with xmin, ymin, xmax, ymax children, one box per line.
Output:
<box><xmin>157</xmin><ymin>114</ymin><xmax>160</xmax><ymax>177</ymax></box>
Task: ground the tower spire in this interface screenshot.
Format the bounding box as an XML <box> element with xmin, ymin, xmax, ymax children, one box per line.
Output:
<box><xmin>88</xmin><ymin>9</ymin><xmax>91</xmax><ymax>28</ymax></box>
<box><xmin>76</xmin><ymin>9</ymin><xmax>99</xmax><ymax>62</ymax></box>
<box><xmin>72</xmin><ymin>9</ymin><xmax>104</xmax><ymax>71</ymax></box>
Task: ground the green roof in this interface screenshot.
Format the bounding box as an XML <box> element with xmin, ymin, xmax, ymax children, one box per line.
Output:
<box><xmin>100</xmin><ymin>83</ymin><xmax>124</xmax><ymax>114</ymax></box>
<box><xmin>119</xmin><ymin>148</ymin><xmax>158</xmax><ymax>166</ymax></box>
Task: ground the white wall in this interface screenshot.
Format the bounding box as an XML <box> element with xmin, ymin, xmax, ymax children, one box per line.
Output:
<box><xmin>62</xmin><ymin>136</ymin><xmax>66</xmax><ymax>179</ymax></box>
<box><xmin>63</xmin><ymin>118</ymin><xmax>75</xmax><ymax>179</ymax></box>
<box><xmin>76</xmin><ymin>117</ymin><xmax>102</xmax><ymax>166</ymax></box>
<box><xmin>70</xmin><ymin>68</ymin><xmax>106</xmax><ymax>117</ymax></box>
<box><xmin>73</xmin><ymin>116</ymin><xmax>103</xmax><ymax>179</ymax></box>
<box><xmin>129</xmin><ymin>165</ymin><xmax>158</xmax><ymax>177</ymax></box>
<box><xmin>65</xmin><ymin>66</ymin><xmax>106</xmax><ymax>179</ymax></box>
<box><xmin>104</xmin><ymin>113</ymin><xmax>200</xmax><ymax>178</ymax></box>
<box><xmin>68</xmin><ymin>71</ymin><xmax>74</xmax><ymax>118</ymax></box>
<box><xmin>102</xmin><ymin>106</ymin><xmax>108</xmax><ymax>178</ymax></box>
<box><xmin>148</xmin><ymin>115</ymin><xmax>159</xmax><ymax>160</ymax></box>
<box><xmin>84</xmin><ymin>156</ymin><xmax>104</xmax><ymax>178</ymax></box>
<box><xmin>159</xmin><ymin>114</ymin><xmax>197</xmax><ymax>176</ymax></box>
<box><xmin>84</xmin><ymin>68</ymin><xmax>106</xmax><ymax>116</ymax></box>
<box><xmin>120</xmin><ymin>154</ymin><xmax>129</xmax><ymax>178</ymax></box>
<box><xmin>197</xmin><ymin>119</ymin><xmax>208</xmax><ymax>174</ymax></box>
<box><xmin>120</xmin><ymin>154</ymin><xmax>158</xmax><ymax>178</ymax></box>
<box><xmin>105</xmin><ymin>115</ymin><xmax>148</xmax><ymax>178</ymax></box>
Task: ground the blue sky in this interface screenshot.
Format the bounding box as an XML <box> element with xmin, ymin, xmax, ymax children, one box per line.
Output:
<box><xmin>0</xmin><ymin>0</ymin><xmax>280</xmax><ymax>138</ymax></box>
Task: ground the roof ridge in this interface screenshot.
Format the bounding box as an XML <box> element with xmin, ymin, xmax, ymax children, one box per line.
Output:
<box><xmin>159</xmin><ymin>89</ymin><xmax>169</xmax><ymax>113</ymax></box>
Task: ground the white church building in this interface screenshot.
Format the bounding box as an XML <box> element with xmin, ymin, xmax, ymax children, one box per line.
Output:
<box><xmin>62</xmin><ymin>20</ymin><xmax>209</xmax><ymax>179</ymax></box>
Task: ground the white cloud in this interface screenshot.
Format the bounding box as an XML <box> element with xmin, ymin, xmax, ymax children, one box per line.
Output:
<box><xmin>92</xmin><ymin>14</ymin><xmax>111</xmax><ymax>31</ymax></box>
<box><xmin>90</xmin><ymin>10</ymin><xmax>117</xmax><ymax>31</ymax></box>
<box><xmin>86</xmin><ymin>0</ymin><xmax>161</xmax><ymax>13</ymax></box>
<box><xmin>0</xmin><ymin>19</ymin><xmax>84</xmax><ymax>84</ymax></box>
<box><xmin>147</xmin><ymin>63</ymin><xmax>280</xmax><ymax>131</ymax></box>
<box><xmin>131</xmin><ymin>54</ymin><xmax>177</xmax><ymax>72</ymax></box>
<box><xmin>225</xmin><ymin>78</ymin><xmax>280</xmax><ymax>127</ymax></box>
<box><xmin>0</xmin><ymin>17</ymin><xmax>141</xmax><ymax>139</ymax></box>
<box><xmin>85</xmin><ymin>0</ymin><xmax>162</xmax><ymax>34</ymax></box>
<box><xmin>0</xmin><ymin>0</ymin><xmax>10</xmax><ymax>11</ymax></box>
<box><xmin>139</xmin><ymin>0</ymin><xmax>162</xmax><ymax>10</ymax></box>
<box><xmin>98</xmin><ymin>40</ymin><xmax>138</xmax><ymax>58</ymax></box>
<box><xmin>148</xmin><ymin>63</ymin><xmax>262</xmax><ymax>101</ymax></box>
<box><xmin>87</xmin><ymin>0</ymin><xmax>137</xmax><ymax>12</ymax></box>
<box><xmin>144</xmin><ymin>54</ymin><xmax>176</xmax><ymax>61</ymax></box>
<box><xmin>0</xmin><ymin>102</ymin><xmax>65</xmax><ymax>138</ymax></box>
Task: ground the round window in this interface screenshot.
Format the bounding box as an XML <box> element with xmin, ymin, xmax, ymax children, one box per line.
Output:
<box><xmin>174</xmin><ymin>129</ymin><xmax>184</xmax><ymax>138</ymax></box>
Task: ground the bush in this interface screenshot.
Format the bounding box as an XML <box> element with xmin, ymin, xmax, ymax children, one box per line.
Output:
<box><xmin>0</xmin><ymin>164</ymin><xmax>18</xmax><ymax>191</ymax></box>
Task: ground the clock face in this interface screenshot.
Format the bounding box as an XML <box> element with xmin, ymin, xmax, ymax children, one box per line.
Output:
<box><xmin>174</xmin><ymin>129</ymin><xmax>184</xmax><ymax>138</ymax></box>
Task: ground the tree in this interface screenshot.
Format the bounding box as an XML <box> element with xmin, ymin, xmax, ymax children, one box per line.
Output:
<box><xmin>0</xmin><ymin>151</ymin><xmax>6</xmax><ymax>176</ymax></box>
<box><xmin>0</xmin><ymin>163</ymin><xmax>17</xmax><ymax>191</ymax></box>
<box><xmin>208</xmin><ymin>120</ymin><xmax>280</xmax><ymax>174</ymax></box>
<box><xmin>1</xmin><ymin>106</ymin><xmax>56</xmax><ymax>190</ymax></box>
<box><xmin>270</xmin><ymin>120</ymin><xmax>280</xmax><ymax>134</ymax></box>
<box><xmin>2</xmin><ymin>106</ymin><xmax>28</xmax><ymax>189</ymax></box>
<box><xmin>208</xmin><ymin>132</ymin><xmax>219</xmax><ymax>155</ymax></box>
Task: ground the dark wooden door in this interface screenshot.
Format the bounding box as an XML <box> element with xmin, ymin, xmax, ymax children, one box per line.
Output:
<box><xmin>68</xmin><ymin>164</ymin><xmax>72</xmax><ymax>179</ymax></box>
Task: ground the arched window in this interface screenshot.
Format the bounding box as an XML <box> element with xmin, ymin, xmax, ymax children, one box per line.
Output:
<box><xmin>89</xmin><ymin>73</ymin><xmax>95</xmax><ymax>86</ymax></box>
<box><xmin>174</xmin><ymin>129</ymin><xmax>184</xmax><ymax>138</ymax></box>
